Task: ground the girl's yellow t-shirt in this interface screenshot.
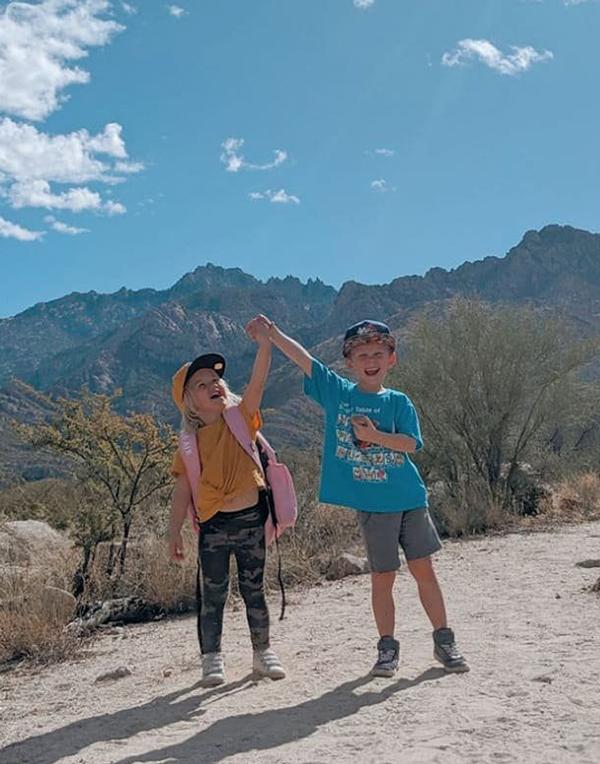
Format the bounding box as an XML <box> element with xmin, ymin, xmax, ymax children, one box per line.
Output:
<box><xmin>171</xmin><ymin>403</ymin><xmax>266</xmax><ymax>523</ymax></box>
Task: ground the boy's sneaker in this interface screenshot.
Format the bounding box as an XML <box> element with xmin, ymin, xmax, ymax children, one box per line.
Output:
<box><xmin>371</xmin><ymin>635</ymin><xmax>399</xmax><ymax>677</ymax></box>
<box><xmin>253</xmin><ymin>648</ymin><xmax>286</xmax><ymax>680</ymax></box>
<box><xmin>202</xmin><ymin>652</ymin><xmax>225</xmax><ymax>686</ymax></box>
<box><xmin>433</xmin><ymin>627</ymin><xmax>469</xmax><ymax>673</ymax></box>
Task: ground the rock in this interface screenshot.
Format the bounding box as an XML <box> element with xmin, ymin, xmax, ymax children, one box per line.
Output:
<box><xmin>94</xmin><ymin>666</ymin><xmax>132</xmax><ymax>683</ymax></box>
<box><xmin>575</xmin><ymin>559</ymin><xmax>600</xmax><ymax>569</ymax></box>
<box><xmin>0</xmin><ymin>520</ymin><xmax>71</xmax><ymax>567</ymax></box>
<box><xmin>592</xmin><ymin>577</ymin><xmax>600</xmax><ymax>593</ymax></box>
<box><xmin>326</xmin><ymin>553</ymin><xmax>369</xmax><ymax>581</ymax></box>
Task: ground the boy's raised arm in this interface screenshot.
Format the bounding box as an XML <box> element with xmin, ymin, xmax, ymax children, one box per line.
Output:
<box><xmin>251</xmin><ymin>314</ymin><xmax>313</xmax><ymax>376</ymax></box>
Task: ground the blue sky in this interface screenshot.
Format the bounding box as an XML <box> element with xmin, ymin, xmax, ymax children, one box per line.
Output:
<box><xmin>1</xmin><ymin>0</ymin><xmax>599</xmax><ymax>318</ymax></box>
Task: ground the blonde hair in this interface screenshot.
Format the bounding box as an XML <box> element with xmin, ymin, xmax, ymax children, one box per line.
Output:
<box><xmin>180</xmin><ymin>378</ymin><xmax>240</xmax><ymax>433</ymax></box>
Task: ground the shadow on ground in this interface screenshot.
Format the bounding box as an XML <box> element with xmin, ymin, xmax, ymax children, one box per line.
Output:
<box><xmin>1</xmin><ymin>668</ymin><xmax>447</xmax><ymax>764</ymax></box>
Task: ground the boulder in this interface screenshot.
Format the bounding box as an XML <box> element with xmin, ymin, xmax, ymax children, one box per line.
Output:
<box><xmin>326</xmin><ymin>553</ymin><xmax>369</xmax><ymax>581</ymax></box>
<box><xmin>0</xmin><ymin>520</ymin><xmax>71</xmax><ymax>566</ymax></box>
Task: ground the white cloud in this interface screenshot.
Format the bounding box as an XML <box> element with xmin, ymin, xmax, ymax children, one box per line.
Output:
<box><xmin>354</xmin><ymin>0</ymin><xmax>375</xmax><ymax>8</ymax></box>
<box><xmin>0</xmin><ymin>0</ymin><xmax>123</xmax><ymax>122</ymax></box>
<box><xmin>114</xmin><ymin>160</ymin><xmax>145</xmax><ymax>174</ymax></box>
<box><xmin>0</xmin><ymin>119</ymin><xmax>129</xmax><ymax>184</ymax></box>
<box><xmin>167</xmin><ymin>5</ymin><xmax>187</xmax><ymax>17</ymax></box>
<box><xmin>0</xmin><ymin>215</ymin><xmax>43</xmax><ymax>240</ymax></box>
<box><xmin>249</xmin><ymin>189</ymin><xmax>300</xmax><ymax>205</ymax></box>
<box><xmin>9</xmin><ymin>179</ymin><xmax>126</xmax><ymax>214</ymax></box>
<box><xmin>374</xmin><ymin>148</ymin><xmax>395</xmax><ymax>157</ymax></box>
<box><xmin>121</xmin><ymin>2</ymin><xmax>137</xmax><ymax>13</ymax></box>
<box><xmin>0</xmin><ymin>119</ymin><xmax>138</xmax><ymax>214</ymax></box>
<box><xmin>44</xmin><ymin>214</ymin><xmax>89</xmax><ymax>234</ymax></box>
<box><xmin>85</xmin><ymin>122</ymin><xmax>128</xmax><ymax>158</ymax></box>
<box><xmin>442</xmin><ymin>39</ymin><xmax>553</xmax><ymax>76</ymax></box>
<box><xmin>371</xmin><ymin>178</ymin><xmax>395</xmax><ymax>193</ymax></box>
<box><xmin>221</xmin><ymin>137</ymin><xmax>288</xmax><ymax>173</ymax></box>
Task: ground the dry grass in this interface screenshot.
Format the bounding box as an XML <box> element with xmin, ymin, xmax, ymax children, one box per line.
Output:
<box><xmin>542</xmin><ymin>472</ymin><xmax>600</xmax><ymax>523</ymax></box>
<box><xmin>81</xmin><ymin>529</ymin><xmax>198</xmax><ymax>611</ymax></box>
<box><xmin>428</xmin><ymin>479</ymin><xmax>509</xmax><ymax>538</ymax></box>
<box><xmin>0</xmin><ymin>548</ymin><xmax>81</xmax><ymax>664</ymax></box>
<box><xmin>266</xmin><ymin>501</ymin><xmax>362</xmax><ymax>589</ymax></box>
<box><xmin>5</xmin><ymin>464</ymin><xmax>599</xmax><ymax>666</ymax></box>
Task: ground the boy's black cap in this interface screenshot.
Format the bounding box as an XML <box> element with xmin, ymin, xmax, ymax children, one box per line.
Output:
<box><xmin>184</xmin><ymin>353</ymin><xmax>226</xmax><ymax>386</ymax></box>
<box><xmin>343</xmin><ymin>320</ymin><xmax>395</xmax><ymax>356</ymax></box>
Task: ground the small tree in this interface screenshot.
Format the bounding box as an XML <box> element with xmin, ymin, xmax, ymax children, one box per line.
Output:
<box><xmin>393</xmin><ymin>299</ymin><xmax>600</xmax><ymax>512</ymax></box>
<box><xmin>14</xmin><ymin>387</ymin><xmax>176</xmax><ymax>577</ymax></box>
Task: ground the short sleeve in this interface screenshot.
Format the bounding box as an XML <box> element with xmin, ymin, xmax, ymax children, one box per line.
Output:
<box><xmin>394</xmin><ymin>394</ymin><xmax>424</xmax><ymax>451</ymax></box>
<box><xmin>303</xmin><ymin>358</ymin><xmax>346</xmax><ymax>409</ymax></box>
<box><xmin>171</xmin><ymin>448</ymin><xmax>185</xmax><ymax>477</ymax></box>
<box><xmin>238</xmin><ymin>401</ymin><xmax>262</xmax><ymax>440</ymax></box>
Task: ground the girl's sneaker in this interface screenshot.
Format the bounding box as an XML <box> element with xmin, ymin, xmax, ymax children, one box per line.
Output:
<box><xmin>252</xmin><ymin>648</ymin><xmax>286</xmax><ymax>680</ymax></box>
<box><xmin>202</xmin><ymin>652</ymin><xmax>225</xmax><ymax>686</ymax></box>
<box><xmin>433</xmin><ymin>627</ymin><xmax>469</xmax><ymax>673</ymax></box>
<box><xmin>371</xmin><ymin>635</ymin><xmax>399</xmax><ymax>677</ymax></box>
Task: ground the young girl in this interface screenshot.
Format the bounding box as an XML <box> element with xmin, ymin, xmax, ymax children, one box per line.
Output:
<box><xmin>168</xmin><ymin>320</ymin><xmax>285</xmax><ymax>686</ymax></box>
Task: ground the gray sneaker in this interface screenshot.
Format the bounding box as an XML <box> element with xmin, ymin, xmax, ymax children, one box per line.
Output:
<box><xmin>202</xmin><ymin>652</ymin><xmax>225</xmax><ymax>686</ymax></box>
<box><xmin>252</xmin><ymin>648</ymin><xmax>286</xmax><ymax>680</ymax></box>
<box><xmin>371</xmin><ymin>635</ymin><xmax>399</xmax><ymax>677</ymax></box>
<box><xmin>433</xmin><ymin>627</ymin><xmax>469</xmax><ymax>673</ymax></box>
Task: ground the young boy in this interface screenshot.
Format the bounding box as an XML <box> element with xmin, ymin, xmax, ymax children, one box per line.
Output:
<box><xmin>251</xmin><ymin>314</ymin><xmax>468</xmax><ymax>676</ymax></box>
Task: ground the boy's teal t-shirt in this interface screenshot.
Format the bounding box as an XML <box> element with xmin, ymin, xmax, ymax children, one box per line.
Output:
<box><xmin>304</xmin><ymin>358</ymin><xmax>428</xmax><ymax>513</ymax></box>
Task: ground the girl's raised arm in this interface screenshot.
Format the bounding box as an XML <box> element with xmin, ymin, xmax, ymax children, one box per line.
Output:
<box><xmin>249</xmin><ymin>314</ymin><xmax>313</xmax><ymax>376</ymax></box>
<box><xmin>242</xmin><ymin>320</ymin><xmax>272</xmax><ymax>416</ymax></box>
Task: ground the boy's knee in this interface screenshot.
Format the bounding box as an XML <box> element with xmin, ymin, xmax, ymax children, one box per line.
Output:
<box><xmin>407</xmin><ymin>555</ymin><xmax>436</xmax><ymax>581</ymax></box>
<box><xmin>371</xmin><ymin>570</ymin><xmax>396</xmax><ymax>590</ymax></box>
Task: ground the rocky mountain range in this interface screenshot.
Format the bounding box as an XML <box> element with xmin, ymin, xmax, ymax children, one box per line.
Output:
<box><xmin>1</xmin><ymin>223</ymin><xmax>600</xmax><ymax>480</ymax></box>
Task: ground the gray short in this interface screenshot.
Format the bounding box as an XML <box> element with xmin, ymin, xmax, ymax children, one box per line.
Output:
<box><xmin>356</xmin><ymin>508</ymin><xmax>442</xmax><ymax>573</ymax></box>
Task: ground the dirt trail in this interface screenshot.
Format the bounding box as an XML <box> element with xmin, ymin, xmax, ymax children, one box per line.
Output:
<box><xmin>1</xmin><ymin>521</ymin><xmax>600</xmax><ymax>764</ymax></box>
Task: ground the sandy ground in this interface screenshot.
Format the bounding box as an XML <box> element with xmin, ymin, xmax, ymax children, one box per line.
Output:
<box><xmin>1</xmin><ymin>521</ymin><xmax>600</xmax><ymax>764</ymax></box>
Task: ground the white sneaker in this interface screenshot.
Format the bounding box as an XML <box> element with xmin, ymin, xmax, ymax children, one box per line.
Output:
<box><xmin>202</xmin><ymin>652</ymin><xmax>225</xmax><ymax>686</ymax></box>
<box><xmin>252</xmin><ymin>648</ymin><xmax>286</xmax><ymax>680</ymax></box>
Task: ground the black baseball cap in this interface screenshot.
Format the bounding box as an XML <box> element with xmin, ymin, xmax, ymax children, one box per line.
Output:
<box><xmin>342</xmin><ymin>320</ymin><xmax>396</xmax><ymax>356</ymax></box>
<box><xmin>184</xmin><ymin>353</ymin><xmax>226</xmax><ymax>386</ymax></box>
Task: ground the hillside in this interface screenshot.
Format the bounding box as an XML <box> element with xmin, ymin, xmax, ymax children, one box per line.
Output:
<box><xmin>2</xmin><ymin>224</ymin><xmax>600</xmax><ymax>475</ymax></box>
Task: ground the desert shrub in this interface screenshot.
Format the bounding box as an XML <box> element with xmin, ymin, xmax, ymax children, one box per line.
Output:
<box><xmin>547</xmin><ymin>472</ymin><xmax>600</xmax><ymax>522</ymax></box>
<box><xmin>0</xmin><ymin>541</ymin><xmax>80</xmax><ymax>664</ymax></box>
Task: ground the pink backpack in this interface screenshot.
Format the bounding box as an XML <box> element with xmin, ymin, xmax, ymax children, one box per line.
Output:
<box><xmin>178</xmin><ymin>405</ymin><xmax>297</xmax><ymax>545</ymax></box>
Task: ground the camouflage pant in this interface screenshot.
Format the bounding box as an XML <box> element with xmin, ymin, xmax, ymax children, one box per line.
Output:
<box><xmin>196</xmin><ymin>495</ymin><xmax>270</xmax><ymax>654</ymax></box>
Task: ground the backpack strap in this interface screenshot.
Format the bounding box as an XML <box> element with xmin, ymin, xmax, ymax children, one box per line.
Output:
<box><xmin>223</xmin><ymin>405</ymin><xmax>266</xmax><ymax>476</ymax></box>
<box><xmin>178</xmin><ymin>431</ymin><xmax>202</xmax><ymax>532</ymax></box>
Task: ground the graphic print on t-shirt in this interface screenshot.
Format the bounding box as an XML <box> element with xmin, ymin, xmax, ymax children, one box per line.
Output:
<box><xmin>335</xmin><ymin>401</ymin><xmax>405</xmax><ymax>483</ymax></box>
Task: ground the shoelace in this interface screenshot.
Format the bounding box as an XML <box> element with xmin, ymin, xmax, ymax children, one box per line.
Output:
<box><xmin>378</xmin><ymin>648</ymin><xmax>397</xmax><ymax>665</ymax></box>
<box><xmin>204</xmin><ymin>655</ymin><xmax>224</xmax><ymax>672</ymax></box>
<box><xmin>260</xmin><ymin>650</ymin><xmax>282</xmax><ymax>668</ymax></box>
<box><xmin>439</xmin><ymin>642</ymin><xmax>461</xmax><ymax>660</ymax></box>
